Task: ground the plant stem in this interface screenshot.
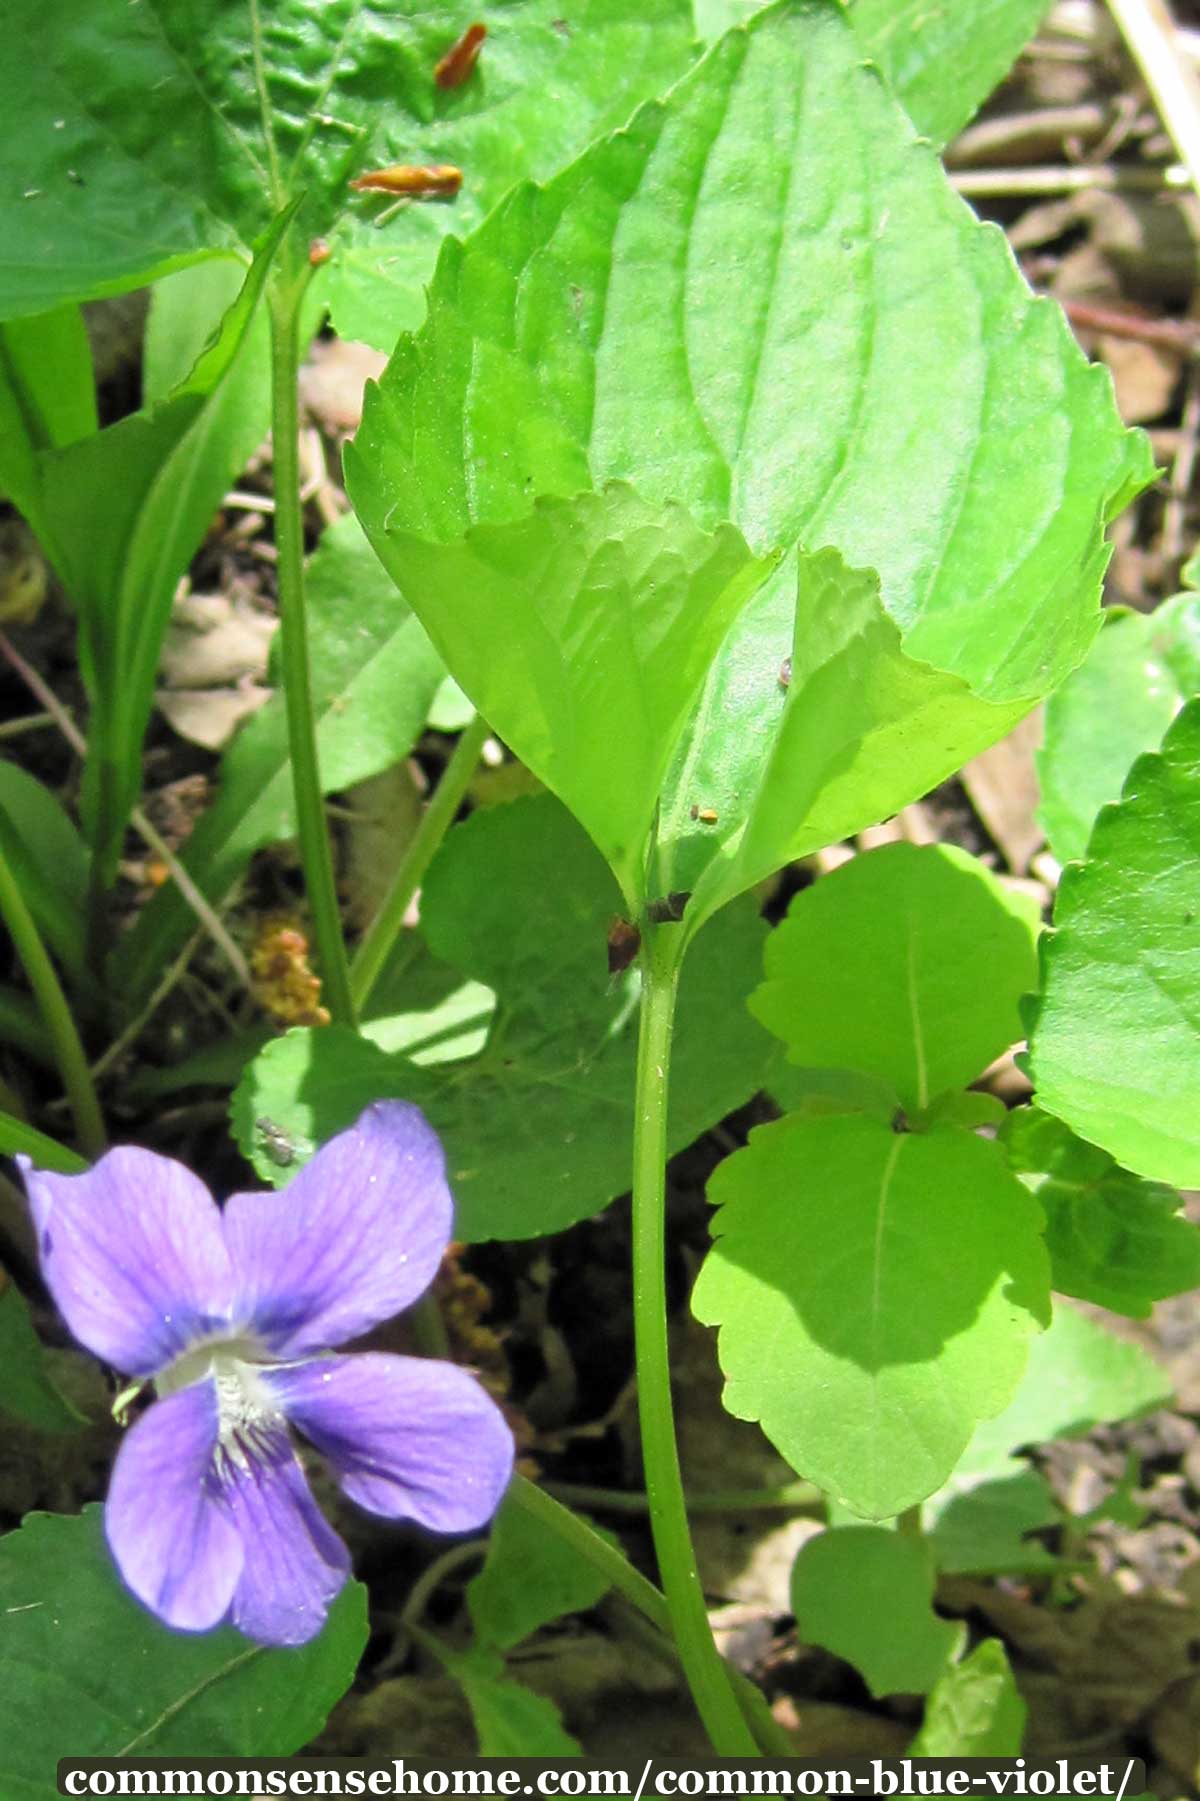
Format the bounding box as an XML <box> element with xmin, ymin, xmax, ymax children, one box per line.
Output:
<box><xmin>350</xmin><ymin>713</ymin><xmax>490</xmax><ymax>1014</ymax></box>
<box><xmin>0</xmin><ymin>847</ymin><xmax>104</xmax><ymax>1159</ymax></box>
<box><xmin>509</xmin><ymin>1477</ymin><xmax>792</xmax><ymax>1756</ymax></box>
<box><xmin>267</xmin><ymin>258</ymin><xmax>356</xmax><ymax>1029</ymax></box>
<box><xmin>630</xmin><ymin>925</ymin><xmax>759</xmax><ymax>1754</ymax></box>
<box><xmin>546</xmin><ymin>1479</ymin><xmax>824</xmax><ymax>1516</ymax></box>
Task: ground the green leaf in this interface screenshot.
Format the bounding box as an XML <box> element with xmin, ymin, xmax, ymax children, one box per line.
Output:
<box><xmin>367</xmin><ymin>483</ymin><xmax>776</xmax><ymax>902</ymax></box>
<box><xmin>111</xmin><ymin>512</ymin><xmax>446</xmax><ymax>1014</ymax></box>
<box><xmin>695</xmin><ymin>0</ymin><xmax>1051</xmax><ymax>150</ymax></box>
<box><xmin>0</xmin><ymin>760</ymin><xmax>90</xmax><ymax>990</ymax></box>
<box><xmin>1002</xmin><ymin>1107</ymin><xmax>1200</xmax><ymax>1318</ymax></box>
<box><xmin>0</xmin><ymin>305</ymin><xmax>96</xmax><ymax>562</ymax></box>
<box><xmin>924</xmin><ymin>1467</ymin><xmax>1060</xmax><ymax>1576</ymax></box>
<box><xmin>468</xmin><ymin>1496</ymin><xmax>612</xmax><ymax>1652</ymax></box>
<box><xmin>233</xmin><ymin>794</ymin><xmax>775</xmax><ymax>1240</ymax></box>
<box><xmin>436</xmin><ymin>1645</ymin><xmax>582</xmax><ymax>1755</ymax></box>
<box><xmin>751</xmin><ymin>841</ymin><xmax>1040</xmax><ymax>1112</ymax></box>
<box><xmin>0</xmin><ymin>1281</ymin><xmax>83</xmax><ymax>1433</ymax></box>
<box><xmin>850</xmin><ymin>0</ymin><xmax>1051</xmax><ymax>148</ymax></box>
<box><xmin>1030</xmin><ymin>700</ymin><xmax>1200</xmax><ymax>1187</ymax></box>
<box><xmin>655</xmin><ymin>552</ymin><xmax>1032</xmax><ymax>934</ymax></box>
<box><xmin>790</xmin><ymin>1526</ymin><xmax>964</xmax><ymax>1698</ymax></box>
<box><xmin>349</xmin><ymin>1</ymin><xmax>1148</xmax><ymax>707</ymax></box>
<box><xmin>0</xmin><ymin>1507</ymin><xmax>366</xmax><ymax>1793</ymax></box>
<box><xmin>1038</xmin><ymin>595</ymin><xmax>1200</xmax><ymax>866</ymax></box>
<box><xmin>954</xmin><ymin>1301</ymin><xmax>1171</xmax><ymax>1482</ymax></box>
<box><xmin>38</xmin><ymin>212</ymin><xmax>292</xmax><ymax>884</ymax></box>
<box><xmin>910</xmin><ymin>1639</ymin><xmax>1026</xmax><ymax>1756</ymax></box>
<box><xmin>0</xmin><ymin>1110</ymin><xmax>88</xmax><ymax>1172</ymax></box>
<box><xmin>5</xmin><ymin>0</ymin><xmax>697</xmax><ymax>344</ymax></box>
<box><xmin>692</xmin><ymin>1114</ymin><xmax>1051</xmax><ymax>1517</ymax></box>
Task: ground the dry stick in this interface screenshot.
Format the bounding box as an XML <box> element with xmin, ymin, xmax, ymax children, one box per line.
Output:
<box><xmin>0</xmin><ymin>633</ymin><xmax>251</xmax><ymax>991</ymax></box>
<box><xmin>1055</xmin><ymin>297</ymin><xmax>1200</xmax><ymax>352</ymax></box>
<box><xmin>1106</xmin><ymin>0</ymin><xmax>1200</xmax><ymax>197</ymax></box>
<box><xmin>950</xmin><ymin>161</ymin><xmax>1188</xmax><ymax>196</ymax></box>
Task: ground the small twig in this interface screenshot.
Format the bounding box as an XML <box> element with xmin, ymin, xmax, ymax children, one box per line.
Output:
<box><xmin>1106</xmin><ymin>0</ymin><xmax>1200</xmax><ymax>199</ymax></box>
<box><xmin>950</xmin><ymin>161</ymin><xmax>1188</xmax><ymax>196</ymax></box>
<box><xmin>223</xmin><ymin>489</ymin><xmax>277</xmax><ymax>515</ymax></box>
<box><xmin>0</xmin><ymin>712</ymin><xmax>55</xmax><ymax>741</ymax></box>
<box><xmin>0</xmin><ymin>633</ymin><xmax>251</xmax><ymax>991</ymax></box>
<box><xmin>1056</xmin><ymin>296</ymin><xmax>1200</xmax><ymax>352</ymax></box>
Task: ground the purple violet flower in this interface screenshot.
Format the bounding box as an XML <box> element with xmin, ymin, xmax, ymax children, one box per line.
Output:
<box><xmin>19</xmin><ymin>1101</ymin><xmax>514</xmax><ymax>1648</ymax></box>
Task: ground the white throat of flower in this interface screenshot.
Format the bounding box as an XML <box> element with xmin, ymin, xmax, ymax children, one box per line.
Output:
<box><xmin>156</xmin><ymin>1336</ymin><xmax>284</xmax><ymax>1471</ymax></box>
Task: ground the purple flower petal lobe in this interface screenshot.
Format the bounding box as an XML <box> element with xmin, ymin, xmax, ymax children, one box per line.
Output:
<box><xmin>266</xmin><ymin>1352</ymin><xmax>514</xmax><ymax>1532</ymax></box>
<box><xmin>105</xmin><ymin>1381</ymin><xmax>243</xmax><ymax>1632</ymax></box>
<box><xmin>216</xmin><ymin>1428</ymin><xmax>350</xmax><ymax>1646</ymax></box>
<box><xmin>22</xmin><ymin>1149</ymin><xmax>235</xmax><ymax>1376</ymax></box>
<box><xmin>223</xmin><ymin>1102</ymin><xmax>452</xmax><ymax>1356</ymax></box>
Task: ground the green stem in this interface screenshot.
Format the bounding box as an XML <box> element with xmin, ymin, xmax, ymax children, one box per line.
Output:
<box><xmin>546</xmin><ymin>1479</ymin><xmax>824</xmax><ymax>1517</ymax></box>
<box><xmin>509</xmin><ymin>1477</ymin><xmax>792</xmax><ymax>1756</ymax></box>
<box><xmin>267</xmin><ymin>258</ymin><xmax>356</xmax><ymax>1029</ymax></box>
<box><xmin>0</xmin><ymin>847</ymin><xmax>104</xmax><ymax>1159</ymax></box>
<box><xmin>631</xmin><ymin>925</ymin><xmax>759</xmax><ymax>1754</ymax></box>
<box><xmin>350</xmin><ymin>714</ymin><xmax>490</xmax><ymax>1014</ymax></box>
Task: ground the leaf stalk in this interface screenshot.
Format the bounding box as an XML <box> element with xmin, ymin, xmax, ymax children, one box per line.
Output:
<box><xmin>630</xmin><ymin>923</ymin><xmax>759</xmax><ymax>1753</ymax></box>
<box><xmin>266</xmin><ymin>252</ymin><xmax>356</xmax><ymax>1029</ymax></box>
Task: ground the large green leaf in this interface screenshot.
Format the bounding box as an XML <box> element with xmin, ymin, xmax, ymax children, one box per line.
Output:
<box><xmin>696</xmin><ymin>0</ymin><xmax>1051</xmax><ymax>150</ymax></box>
<box><xmin>1030</xmin><ymin>701</ymin><xmax>1200</xmax><ymax>1187</ymax></box>
<box><xmin>1038</xmin><ymin>595</ymin><xmax>1200</xmax><ymax>866</ymax></box>
<box><xmin>655</xmin><ymin>553</ymin><xmax>1030</xmax><ymax>934</ymax></box>
<box><xmin>233</xmin><ymin>794</ymin><xmax>775</xmax><ymax>1240</ymax></box>
<box><xmin>849</xmin><ymin>0</ymin><xmax>1051</xmax><ymax>148</ymax></box>
<box><xmin>4</xmin><ymin>0</ymin><xmax>698</xmax><ymax>346</ymax></box>
<box><xmin>111</xmin><ymin>512</ymin><xmax>446</xmax><ymax>1014</ymax></box>
<box><xmin>0</xmin><ymin>1280</ymin><xmax>83</xmax><ymax>1433</ymax></box>
<box><xmin>0</xmin><ymin>1508</ymin><xmax>366</xmax><ymax>1794</ymax></box>
<box><xmin>1002</xmin><ymin>1107</ymin><xmax>1200</xmax><ymax>1318</ymax></box>
<box><xmin>349</xmin><ymin>0</ymin><xmax>1148</xmax><ymax>706</ymax></box>
<box><xmin>375</xmin><ymin>484</ymin><xmax>774</xmax><ymax>903</ymax></box>
<box><xmin>910</xmin><ymin>1640</ymin><xmax>1026</xmax><ymax>1755</ymax></box>
<box><xmin>750</xmin><ymin>841</ymin><xmax>1040</xmax><ymax>1112</ymax></box>
<box><xmin>692</xmin><ymin>1113</ymin><xmax>1050</xmax><ymax>1517</ymax></box>
<box><xmin>791</xmin><ymin>1526</ymin><xmax>964</xmax><ymax>1697</ymax></box>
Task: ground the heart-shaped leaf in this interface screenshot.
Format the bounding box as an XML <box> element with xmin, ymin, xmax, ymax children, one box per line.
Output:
<box><xmin>750</xmin><ymin>841</ymin><xmax>1040</xmax><ymax>1112</ymax></box>
<box><xmin>233</xmin><ymin>794</ymin><xmax>774</xmax><ymax>1240</ymax></box>
<box><xmin>692</xmin><ymin>1113</ymin><xmax>1050</xmax><ymax>1517</ymax></box>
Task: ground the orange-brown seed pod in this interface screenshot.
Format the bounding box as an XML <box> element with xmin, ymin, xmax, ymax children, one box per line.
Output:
<box><xmin>349</xmin><ymin>163</ymin><xmax>463</xmax><ymax>198</ymax></box>
<box><xmin>435</xmin><ymin>21</ymin><xmax>487</xmax><ymax>89</ymax></box>
<box><xmin>308</xmin><ymin>237</ymin><xmax>332</xmax><ymax>267</ymax></box>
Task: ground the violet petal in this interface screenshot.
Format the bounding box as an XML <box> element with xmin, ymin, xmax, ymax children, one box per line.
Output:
<box><xmin>223</xmin><ymin>1102</ymin><xmax>452</xmax><ymax>1356</ymax></box>
<box><xmin>216</xmin><ymin>1428</ymin><xmax>350</xmax><ymax>1647</ymax></box>
<box><xmin>266</xmin><ymin>1352</ymin><xmax>514</xmax><ymax>1533</ymax></box>
<box><xmin>20</xmin><ymin>1150</ymin><xmax>234</xmax><ymax>1376</ymax></box>
<box><xmin>105</xmin><ymin>1381</ymin><xmax>243</xmax><ymax>1632</ymax></box>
